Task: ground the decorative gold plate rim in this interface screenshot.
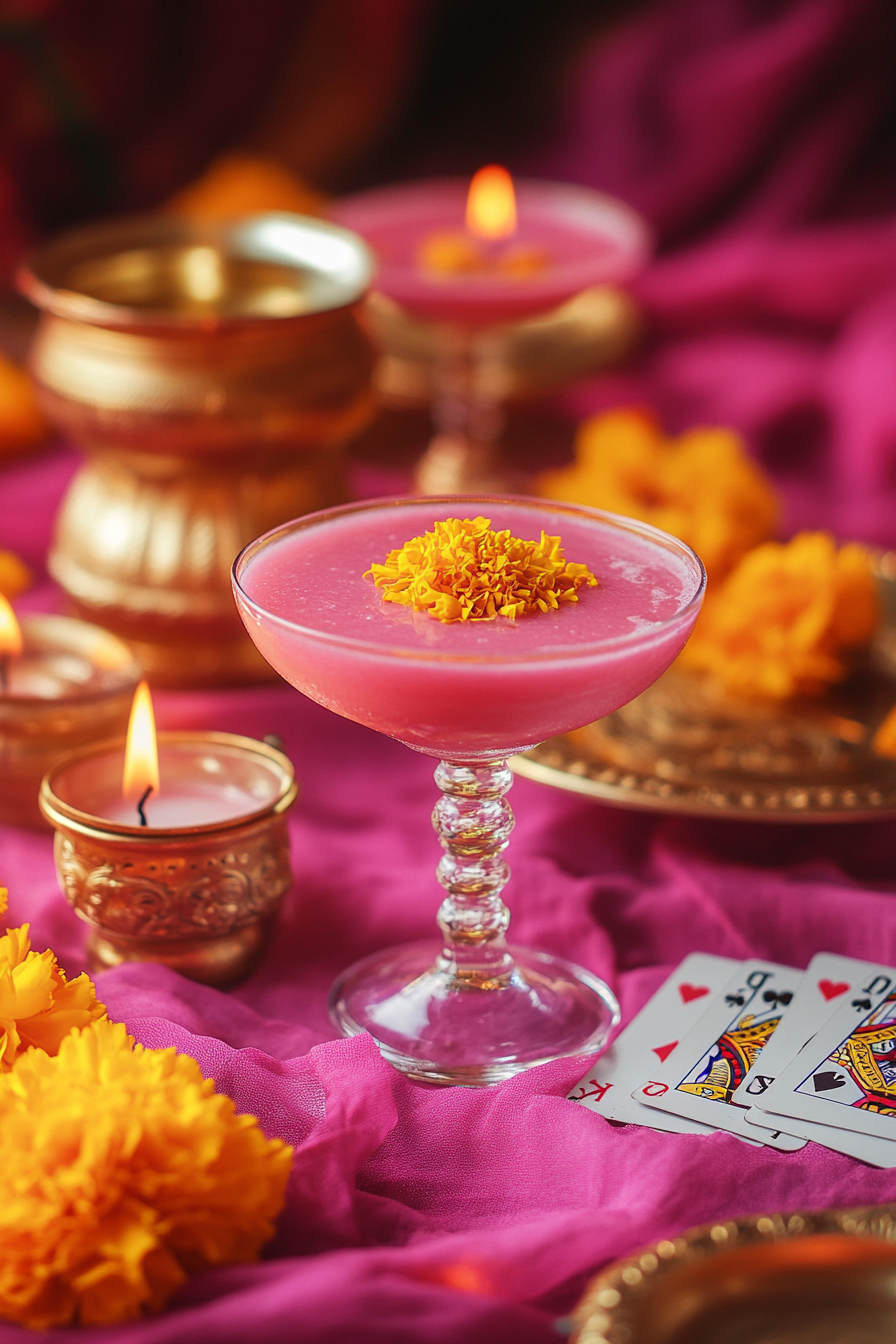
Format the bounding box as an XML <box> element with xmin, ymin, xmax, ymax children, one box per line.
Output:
<box><xmin>568</xmin><ymin>1202</ymin><xmax>896</xmax><ymax>1344</ymax></box>
<box><xmin>510</xmin><ymin>733</ymin><xmax>896</xmax><ymax>823</ymax></box>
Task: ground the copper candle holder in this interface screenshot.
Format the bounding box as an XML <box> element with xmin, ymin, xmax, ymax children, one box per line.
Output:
<box><xmin>0</xmin><ymin>614</ymin><xmax>141</xmax><ymax>828</ymax></box>
<box><xmin>39</xmin><ymin>731</ymin><xmax>298</xmax><ymax>986</ymax></box>
<box><xmin>17</xmin><ymin>213</ymin><xmax>375</xmax><ymax>688</ymax></box>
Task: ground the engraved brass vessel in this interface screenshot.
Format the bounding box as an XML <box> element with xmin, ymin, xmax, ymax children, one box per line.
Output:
<box><xmin>18</xmin><ymin>214</ymin><xmax>375</xmax><ymax>687</ymax></box>
<box><xmin>39</xmin><ymin>731</ymin><xmax>299</xmax><ymax>987</ymax></box>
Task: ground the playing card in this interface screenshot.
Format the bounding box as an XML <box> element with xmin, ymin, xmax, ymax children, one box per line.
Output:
<box><xmin>755</xmin><ymin>967</ymin><xmax>896</xmax><ymax>1147</ymax></box>
<box><xmin>734</xmin><ymin>953</ymin><xmax>884</xmax><ymax>1113</ymax></box>
<box><xmin>737</xmin><ymin>953</ymin><xmax>896</xmax><ymax>1164</ymax></box>
<box><xmin>567</xmin><ymin>953</ymin><xmax>740</xmax><ymax>1134</ymax></box>
<box><xmin>635</xmin><ymin>959</ymin><xmax>806</xmax><ymax>1150</ymax></box>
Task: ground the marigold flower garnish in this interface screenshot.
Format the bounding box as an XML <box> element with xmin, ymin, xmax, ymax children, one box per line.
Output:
<box><xmin>678</xmin><ymin>532</ymin><xmax>879</xmax><ymax>699</ymax></box>
<box><xmin>0</xmin><ymin>888</ymin><xmax>105</xmax><ymax>1071</ymax></box>
<box><xmin>538</xmin><ymin>408</ymin><xmax>778</xmax><ymax>581</ymax></box>
<box><xmin>0</xmin><ymin>1019</ymin><xmax>294</xmax><ymax>1330</ymax></box>
<box><xmin>365</xmin><ymin>515</ymin><xmax>597</xmax><ymax>623</ymax></box>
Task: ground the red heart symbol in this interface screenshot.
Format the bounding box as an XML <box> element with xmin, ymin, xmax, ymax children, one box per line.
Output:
<box><xmin>652</xmin><ymin>1041</ymin><xmax>678</xmax><ymax>1063</ymax></box>
<box><xmin>818</xmin><ymin>979</ymin><xmax>849</xmax><ymax>1001</ymax></box>
<box><xmin>679</xmin><ymin>983</ymin><xmax>710</xmax><ymax>1003</ymax></box>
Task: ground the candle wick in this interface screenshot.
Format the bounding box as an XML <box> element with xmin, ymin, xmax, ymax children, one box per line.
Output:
<box><xmin>136</xmin><ymin>785</ymin><xmax>153</xmax><ymax>827</ymax></box>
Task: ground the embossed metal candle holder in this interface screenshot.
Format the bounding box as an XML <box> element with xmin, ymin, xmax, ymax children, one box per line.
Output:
<box><xmin>18</xmin><ymin>213</ymin><xmax>375</xmax><ymax>687</ymax></box>
<box><xmin>1</xmin><ymin>614</ymin><xmax>141</xmax><ymax>828</ymax></box>
<box><xmin>39</xmin><ymin>732</ymin><xmax>298</xmax><ymax>986</ymax></box>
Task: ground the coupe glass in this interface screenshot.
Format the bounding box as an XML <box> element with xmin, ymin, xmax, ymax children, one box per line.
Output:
<box><xmin>233</xmin><ymin>495</ymin><xmax>705</xmax><ymax>1084</ymax></box>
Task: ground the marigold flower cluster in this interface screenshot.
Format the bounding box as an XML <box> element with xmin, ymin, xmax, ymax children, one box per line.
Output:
<box><xmin>0</xmin><ymin>1018</ymin><xmax>294</xmax><ymax>1331</ymax></box>
<box><xmin>538</xmin><ymin>408</ymin><xmax>778</xmax><ymax>581</ymax></box>
<box><xmin>678</xmin><ymin>532</ymin><xmax>879</xmax><ymax>699</ymax></box>
<box><xmin>0</xmin><ymin>888</ymin><xmax>105</xmax><ymax>1070</ymax></box>
<box><xmin>365</xmin><ymin>515</ymin><xmax>597</xmax><ymax>623</ymax></box>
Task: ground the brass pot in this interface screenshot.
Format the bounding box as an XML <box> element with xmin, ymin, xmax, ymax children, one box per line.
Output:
<box><xmin>18</xmin><ymin>214</ymin><xmax>376</xmax><ymax>686</ymax></box>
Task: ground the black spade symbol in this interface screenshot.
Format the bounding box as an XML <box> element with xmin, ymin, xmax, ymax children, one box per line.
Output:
<box><xmin>812</xmin><ymin>1071</ymin><xmax>847</xmax><ymax>1092</ymax></box>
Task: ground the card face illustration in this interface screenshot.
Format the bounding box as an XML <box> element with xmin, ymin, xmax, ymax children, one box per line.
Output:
<box><xmin>756</xmin><ymin>968</ymin><xmax>896</xmax><ymax>1144</ymax></box>
<box><xmin>635</xmin><ymin>960</ymin><xmax>806</xmax><ymax>1150</ymax></box>
<box><xmin>733</xmin><ymin>953</ymin><xmax>884</xmax><ymax>1115</ymax></box>
<box><xmin>567</xmin><ymin>953</ymin><xmax>739</xmax><ymax>1134</ymax></box>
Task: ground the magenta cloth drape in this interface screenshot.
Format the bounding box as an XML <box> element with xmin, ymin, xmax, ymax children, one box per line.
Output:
<box><xmin>5</xmin><ymin>0</ymin><xmax>896</xmax><ymax>1338</ymax></box>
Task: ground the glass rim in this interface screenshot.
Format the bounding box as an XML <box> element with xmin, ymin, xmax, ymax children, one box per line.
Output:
<box><xmin>231</xmin><ymin>494</ymin><xmax>707</xmax><ymax>666</ymax></box>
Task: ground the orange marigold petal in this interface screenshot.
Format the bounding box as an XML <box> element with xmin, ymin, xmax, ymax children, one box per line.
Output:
<box><xmin>364</xmin><ymin>516</ymin><xmax>597</xmax><ymax>623</ymax></box>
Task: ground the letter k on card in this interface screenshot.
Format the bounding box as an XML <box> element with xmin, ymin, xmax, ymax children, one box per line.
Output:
<box><xmin>568</xmin><ymin>953</ymin><xmax>740</xmax><ymax>1133</ymax></box>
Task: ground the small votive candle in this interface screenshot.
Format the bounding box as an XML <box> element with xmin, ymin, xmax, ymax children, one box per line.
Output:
<box><xmin>39</xmin><ymin>730</ymin><xmax>299</xmax><ymax>986</ymax></box>
<box><xmin>0</xmin><ymin>608</ymin><xmax>141</xmax><ymax>828</ymax></box>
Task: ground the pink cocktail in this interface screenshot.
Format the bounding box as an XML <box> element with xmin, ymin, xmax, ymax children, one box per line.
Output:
<box><xmin>234</xmin><ymin>496</ymin><xmax>705</xmax><ymax>1084</ymax></box>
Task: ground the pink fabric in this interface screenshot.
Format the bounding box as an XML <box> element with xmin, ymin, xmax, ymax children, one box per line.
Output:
<box><xmin>527</xmin><ymin>0</ymin><xmax>896</xmax><ymax>547</ymax></box>
<box><xmin>4</xmin><ymin>448</ymin><xmax>896</xmax><ymax>1342</ymax></box>
<box><xmin>5</xmin><ymin>0</ymin><xmax>896</xmax><ymax>1337</ymax></box>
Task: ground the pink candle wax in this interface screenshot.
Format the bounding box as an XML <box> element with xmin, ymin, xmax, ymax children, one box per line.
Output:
<box><xmin>332</xmin><ymin>179</ymin><xmax>651</xmax><ymax>328</ymax></box>
<box><xmin>49</xmin><ymin>735</ymin><xmax>288</xmax><ymax>831</ymax></box>
<box><xmin>234</xmin><ymin>497</ymin><xmax>705</xmax><ymax>760</ymax></box>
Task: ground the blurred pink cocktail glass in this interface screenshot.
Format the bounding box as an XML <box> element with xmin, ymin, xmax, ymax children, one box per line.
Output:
<box><xmin>334</xmin><ymin>176</ymin><xmax>651</xmax><ymax>491</ymax></box>
<box><xmin>234</xmin><ymin>496</ymin><xmax>705</xmax><ymax>1084</ymax></box>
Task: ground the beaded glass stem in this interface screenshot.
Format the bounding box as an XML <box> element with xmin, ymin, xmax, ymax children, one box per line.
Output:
<box><xmin>329</xmin><ymin>756</ymin><xmax>619</xmax><ymax>1085</ymax></box>
<box><xmin>433</xmin><ymin>760</ymin><xmax>514</xmax><ymax>986</ymax></box>
<box><xmin>414</xmin><ymin>326</ymin><xmax>512</xmax><ymax>493</ymax></box>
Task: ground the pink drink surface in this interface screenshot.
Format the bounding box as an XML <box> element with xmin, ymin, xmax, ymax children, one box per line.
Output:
<box><xmin>235</xmin><ymin>500</ymin><xmax>703</xmax><ymax>759</ymax></box>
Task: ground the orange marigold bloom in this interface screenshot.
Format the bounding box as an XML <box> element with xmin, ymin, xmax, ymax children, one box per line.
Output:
<box><xmin>0</xmin><ymin>1020</ymin><xmax>294</xmax><ymax>1330</ymax></box>
<box><xmin>0</xmin><ymin>888</ymin><xmax>105</xmax><ymax>1070</ymax></box>
<box><xmin>365</xmin><ymin>515</ymin><xmax>597</xmax><ymax>622</ymax></box>
<box><xmin>538</xmin><ymin>408</ymin><xmax>779</xmax><ymax>581</ymax></box>
<box><xmin>0</xmin><ymin>549</ymin><xmax>31</xmax><ymax>600</ymax></box>
<box><xmin>678</xmin><ymin>532</ymin><xmax>879</xmax><ymax>699</ymax></box>
<box><xmin>0</xmin><ymin>354</ymin><xmax>49</xmax><ymax>460</ymax></box>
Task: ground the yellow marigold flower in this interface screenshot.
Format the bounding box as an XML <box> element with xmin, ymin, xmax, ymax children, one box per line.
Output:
<box><xmin>0</xmin><ymin>916</ymin><xmax>106</xmax><ymax>1071</ymax></box>
<box><xmin>678</xmin><ymin>532</ymin><xmax>879</xmax><ymax>699</ymax></box>
<box><xmin>538</xmin><ymin>408</ymin><xmax>779</xmax><ymax>581</ymax></box>
<box><xmin>166</xmin><ymin>151</ymin><xmax>326</xmax><ymax>219</ymax></box>
<box><xmin>0</xmin><ymin>353</ymin><xmax>48</xmax><ymax>459</ymax></box>
<box><xmin>0</xmin><ymin>549</ymin><xmax>31</xmax><ymax>600</ymax></box>
<box><xmin>0</xmin><ymin>1020</ymin><xmax>294</xmax><ymax>1330</ymax></box>
<box><xmin>365</xmin><ymin>515</ymin><xmax>597</xmax><ymax>623</ymax></box>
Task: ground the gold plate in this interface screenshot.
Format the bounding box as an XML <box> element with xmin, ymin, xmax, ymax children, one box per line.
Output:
<box><xmin>513</xmin><ymin>598</ymin><xmax>896</xmax><ymax>823</ymax></box>
<box><xmin>569</xmin><ymin>1203</ymin><xmax>896</xmax><ymax>1344</ymax></box>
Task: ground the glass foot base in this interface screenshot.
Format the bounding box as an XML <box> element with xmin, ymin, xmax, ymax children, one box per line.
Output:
<box><xmin>329</xmin><ymin>940</ymin><xmax>620</xmax><ymax>1086</ymax></box>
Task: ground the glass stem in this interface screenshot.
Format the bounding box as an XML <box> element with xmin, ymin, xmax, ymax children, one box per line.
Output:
<box><xmin>433</xmin><ymin>759</ymin><xmax>515</xmax><ymax>987</ymax></box>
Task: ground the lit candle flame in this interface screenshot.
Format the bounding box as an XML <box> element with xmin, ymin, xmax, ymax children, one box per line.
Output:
<box><xmin>0</xmin><ymin>593</ymin><xmax>23</xmax><ymax>659</ymax></box>
<box><xmin>123</xmin><ymin>680</ymin><xmax>160</xmax><ymax>803</ymax></box>
<box><xmin>466</xmin><ymin>165</ymin><xmax>517</xmax><ymax>240</ymax></box>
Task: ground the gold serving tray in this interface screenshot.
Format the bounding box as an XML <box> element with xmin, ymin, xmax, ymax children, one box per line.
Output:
<box><xmin>569</xmin><ymin>1203</ymin><xmax>896</xmax><ymax>1344</ymax></box>
<box><xmin>512</xmin><ymin>561</ymin><xmax>896</xmax><ymax>822</ymax></box>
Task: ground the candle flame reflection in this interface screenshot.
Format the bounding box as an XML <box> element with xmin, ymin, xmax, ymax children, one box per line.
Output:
<box><xmin>123</xmin><ymin>680</ymin><xmax>160</xmax><ymax>801</ymax></box>
<box><xmin>0</xmin><ymin>593</ymin><xmax>23</xmax><ymax>658</ymax></box>
<box><xmin>466</xmin><ymin>165</ymin><xmax>516</xmax><ymax>240</ymax></box>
